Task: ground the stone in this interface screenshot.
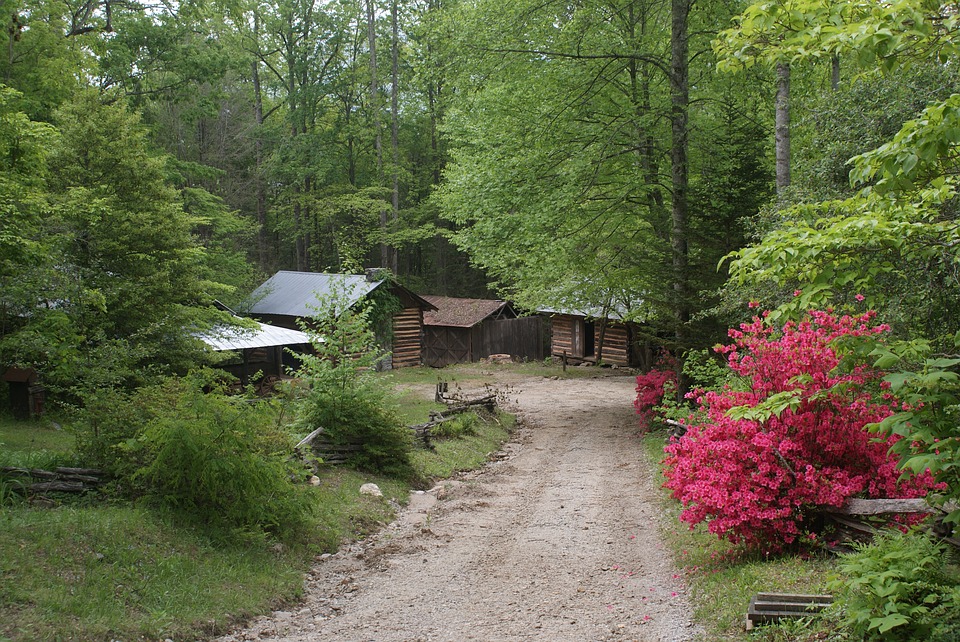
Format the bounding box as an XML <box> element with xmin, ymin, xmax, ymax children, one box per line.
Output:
<box><xmin>360</xmin><ymin>483</ymin><xmax>383</xmax><ymax>497</ymax></box>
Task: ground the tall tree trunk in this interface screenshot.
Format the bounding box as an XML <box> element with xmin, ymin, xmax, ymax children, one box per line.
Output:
<box><xmin>389</xmin><ymin>0</ymin><xmax>400</xmax><ymax>274</ymax></box>
<box><xmin>367</xmin><ymin>0</ymin><xmax>390</xmax><ymax>271</ymax></box>
<box><xmin>252</xmin><ymin>56</ymin><xmax>268</xmax><ymax>270</ymax></box>
<box><xmin>671</xmin><ymin>0</ymin><xmax>691</xmax><ymax>396</ymax></box>
<box><xmin>775</xmin><ymin>62</ymin><xmax>791</xmax><ymax>195</ymax></box>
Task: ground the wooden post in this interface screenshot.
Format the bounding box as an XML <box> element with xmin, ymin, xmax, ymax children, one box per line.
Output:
<box><xmin>562</xmin><ymin>350</ymin><xmax>567</xmax><ymax>372</ymax></box>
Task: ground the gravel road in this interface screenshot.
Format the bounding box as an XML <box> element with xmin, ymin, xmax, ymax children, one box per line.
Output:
<box><xmin>218</xmin><ymin>372</ymin><xmax>703</xmax><ymax>642</ymax></box>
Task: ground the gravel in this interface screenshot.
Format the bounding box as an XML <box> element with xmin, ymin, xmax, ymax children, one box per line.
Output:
<box><xmin>218</xmin><ymin>373</ymin><xmax>703</xmax><ymax>642</ymax></box>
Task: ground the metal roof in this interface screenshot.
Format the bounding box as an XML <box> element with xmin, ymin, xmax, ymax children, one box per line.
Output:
<box><xmin>538</xmin><ymin>307</ymin><xmax>626</xmax><ymax>321</ymax></box>
<box><xmin>248</xmin><ymin>271</ymin><xmax>383</xmax><ymax>318</ymax></box>
<box><xmin>199</xmin><ymin>320</ymin><xmax>313</xmax><ymax>352</ymax></box>
<box><xmin>422</xmin><ymin>295</ymin><xmax>511</xmax><ymax>328</ymax></box>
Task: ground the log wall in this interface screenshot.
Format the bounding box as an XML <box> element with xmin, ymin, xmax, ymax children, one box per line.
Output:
<box><xmin>392</xmin><ymin>306</ymin><xmax>424</xmax><ymax>368</ymax></box>
<box><xmin>550</xmin><ymin>315</ymin><xmax>578</xmax><ymax>358</ymax></box>
<box><xmin>550</xmin><ymin>314</ymin><xmax>634</xmax><ymax>366</ymax></box>
<box><xmin>598</xmin><ymin>323</ymin><xmax>630</xmax><ymax>366</ymax></box>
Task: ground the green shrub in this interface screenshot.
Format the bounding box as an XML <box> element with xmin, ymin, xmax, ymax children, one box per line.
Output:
<box><xmin>431</xmin><ymin>412</ymin><xmax>479</xmax><ymax>439</ymax></box>
<box><xmin>831</xmin><ymin>530</ymin><xmax>960</xmax><ymax>641</ymax></box>
<box><xmin>293</xmin><ymin>280</ymin><xmax>413</xmax><ymax>478</ymax></box>
<box><xmin>75</xmin><ymin>375</ymin><xmax>314</xmax><ymax>542</ymax></box>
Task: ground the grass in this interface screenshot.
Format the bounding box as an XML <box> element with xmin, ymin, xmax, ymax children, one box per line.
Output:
<box><xmin>641</xmin><ymin>430</ymin><xmax>839</xmax><ymax>641</ymax></box>
<box><xmin>410</xmin><ymin>411</ymin><xmax>515</xmax><ymax>481</ymax></box>
<box><xmin>0</xmin><ymin>465</ymin><xmax>414</xmax><ymax>642</ymax></box>
<box><xmin>0</xmin><ymin>415</ymin><xmax>75</xmax><ymax>466</ymax></box>
<box><xmin>0</xmin><ymin>505</ymin><xmax>304</xmax><ymax>641</ymax></box>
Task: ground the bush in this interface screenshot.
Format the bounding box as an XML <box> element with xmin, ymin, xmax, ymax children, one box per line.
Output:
<box><xmin>75</xmin><ymin>375</ymin><xmax>314</xmax><ymax>541</ymax></box>
<box><xmin>663</xmin><ymin>310</ymin><xmax>940</xmax><ymax>551</ymax></box>
<box><xmin>293</xmin><ymin>281</ymin><xmax>413</xmax><ymax>478</ymax></box>
<box><xmin>633</xmin><ymin>353</ymin><xmax>677</xmax><ymax>429</ymax></box>
<box><xmin>832</xmin><ymin>530</ymin><xmax>960</xmax><ymax>641</ymax></box>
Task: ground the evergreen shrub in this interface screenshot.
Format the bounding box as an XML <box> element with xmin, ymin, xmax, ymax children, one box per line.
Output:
<box><xmin>76</xmin><ymin>374</ymin><xmax>314</xmax><ymax>541</ymax></box>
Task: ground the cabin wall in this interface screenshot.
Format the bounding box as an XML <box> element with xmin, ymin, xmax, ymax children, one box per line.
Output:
<box><xmin>550</xmin><ymin>315</ymin><xmax>635</xmax><ymax>366</ymax></box>
<box><xmin>597</xmin><ymin>323</ymin><xmax>630</xmax><ymax>367</ymax></box>
<box><xmin>550</xmin><ymin>315</ymin><xmax>579</xmax><ymax>358</ymax></box>
<box><xmin>392</xmin><ymin>306</ymin><xmax>425</xmax><ymax>368</ymax></box>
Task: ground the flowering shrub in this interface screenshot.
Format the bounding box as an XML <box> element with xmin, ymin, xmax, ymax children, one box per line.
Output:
<box><xmin>634</xmin><ymin>354</ymin><xmax>678</xmax><ymax>427</ymax></box>
<box><xmin>662</xmin><ymin>310</ymin><xmax>940</xmax><ymax>551</ymax></box>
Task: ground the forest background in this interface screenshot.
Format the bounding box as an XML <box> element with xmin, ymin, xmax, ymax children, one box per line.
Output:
<box><xmin>1</xmin><ymin>0</ymin><xmax>960</xmax><ymax>395</ymax></box>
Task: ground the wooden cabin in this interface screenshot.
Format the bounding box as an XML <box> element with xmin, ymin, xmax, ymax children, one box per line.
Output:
<box><xmin>247</xmin><ymin>271</ymin><xmax>436</xmax><ymax>368</ymax></box>
<box><xmin>421</xmin><ymin>296</ymin><xmax>547</xmax><ymax>367</ymax></box>
<box><xmin>544</xmin><ymin>310</ymin><xmax>641</xmax><ymax>367</ymax></box>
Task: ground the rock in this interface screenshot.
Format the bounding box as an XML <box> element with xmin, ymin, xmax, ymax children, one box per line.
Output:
<box><xmin>487</xmin><ymin>353</ymin><xmax>513</xmax><ymax>364</ymax></box>
<box><xmin>360</xmin><ymin>483</ymin><xmax>383</xmax><ymax>497</ymax></box>
<box><xmin>309</xmin><ymin>475</ymin><xmax>321</xmax><ymax>486</ymax></box>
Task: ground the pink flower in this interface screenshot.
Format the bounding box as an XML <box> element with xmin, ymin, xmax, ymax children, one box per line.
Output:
<box><xmin>855</xmin><ymin>293</ymin><xmax>865</xmax><ymax>302</ymax></box>
<box><xmin>661</xmin><ymin>308</ymin><xmax>938</xmax><ymax>552</ymax></box>
<box><xmin>793</xmin><ymin>289</ymin><xmax>802</xmax><ymax>297</ymax></box>
<box><xmin>748</xmin><ymin>301</ymin><xmax>759</xmax><ymax>309</ymax></box>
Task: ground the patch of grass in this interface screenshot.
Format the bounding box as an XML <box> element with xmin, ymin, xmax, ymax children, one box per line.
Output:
<box><xmin>411</xmin><ymin>411</ymin><xmax>515</xmax><ymax>482</ymax></box>
<box><xmin>0</xmin><ymin>371</ymin><xmax>520</xmax><ymax>641</ymax></box>
<box><xmin>641</xmin><ymin>430</ymin><xmax>838</xmax><ymax>641</ymax></box>
<box><xmin>0</xmin><ymin>468</ymin><xmax>411</xmax><ymax>641</ymax></box>
<box><xmin>0</xmin><ymin>505</ymin><xmax>305</xmax><ymax>642</ymax></box>
<box><xmin>384</xmin><ymin>365</ymin><xmax>494</xmax><ymax>388</ymax></box>
<box><xmin>310</xmin><ymin>468</ymin><xmax>410</xmax><ymax>551</ymax></box>
<box><xmin>0</xmin><ymin>415</ymin><xmax>76</xmax><ymax>467</ymax></box>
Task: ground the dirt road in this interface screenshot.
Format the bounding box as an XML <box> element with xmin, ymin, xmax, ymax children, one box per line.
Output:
<box><xmin>219</xmin><ymin>372</ymin><xmax>702</xmax><ymax>642</ymax></box>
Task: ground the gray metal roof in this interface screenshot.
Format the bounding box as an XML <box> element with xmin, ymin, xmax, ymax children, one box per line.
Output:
<box><xmin>538</xmin><ymin>307</ymin><xmax>625</xmax><ymax>321</ymax></box>
<box><xmin>248</xmin><ymin>271</ymin><xmax>383</xmax><ymax>318</ymax></box>
<box><xmin>199</xmin><ymin>320</ymin><xmax>313</xmax><ymax>352</ymax></box>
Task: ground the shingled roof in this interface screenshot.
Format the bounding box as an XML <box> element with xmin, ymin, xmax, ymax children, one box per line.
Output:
<box><xmin>421</xmin><ymin>295</ymin><xmax>512</xmax><ymax>328</ymax></box>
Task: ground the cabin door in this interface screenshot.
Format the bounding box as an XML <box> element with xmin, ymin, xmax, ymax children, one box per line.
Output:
<box><xmin>571</xmin><ymin>319</ymin><xmax>583</xmax><ymax>357</ymax></box>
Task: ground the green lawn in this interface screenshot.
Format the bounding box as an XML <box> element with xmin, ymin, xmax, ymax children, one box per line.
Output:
<box><xmin>0</xmin><ymin>415</ymin><xmax>74</xmax><ymax>452</ymax></box>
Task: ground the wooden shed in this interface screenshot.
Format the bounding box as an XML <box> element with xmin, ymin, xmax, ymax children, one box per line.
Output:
<box><xmin>248</xmin><ymin>270</ymin><xmax>436</xmax><ymax>369</ymax></box>
<box><xmin>2</xmin><ymin>367</ymin><xmax>45</xmax><ymax>419</ymax></box>
<box><xmin>421</xmin><ymin>296</ymin><xmax>547</xmax><ymax>367</ymax></box>
<box><xmin>543</xmin><ymin>309</ymin><xmax>641</xmax><ymax>367</ymax></box>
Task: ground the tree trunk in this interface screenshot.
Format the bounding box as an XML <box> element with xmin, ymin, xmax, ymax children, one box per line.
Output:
<box><xmin>367</xmin><ymin>0</ymin><xmax>391</xmax><ymax>271</ymax></box>
<box><xmin>389</xmin><ymin>0</ymin><xmax>400</xmax><ymax>274</ymax></box>
<box><xmin>252</xmin><ymin>57</ymin><xmax>268</xmax><ymax>270</ymax></box>
<box><xmin>775</xmin><ymin>62</ymin><xmax>791</xmax><ymax>195</ymax></box>
<box><xmin>831</xmin><ymin>55</ymin><xmax>840</xmax><ymax>90</ymax></box>
<box><xmin>671</xmin><ymin>0</ymin><xmax>692</xmax><ymax>397</ymax></box>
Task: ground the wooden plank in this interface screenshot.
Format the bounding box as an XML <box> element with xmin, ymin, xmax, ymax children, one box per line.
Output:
<box><xmin>746</xmin><ymin>593</ymin><xmax>833</xmax><ymax>630</ymax></box>
<box><xmin>833</xmin><ymin>498</ymin><xmax>933</xmax><ymax>515</ymax></box>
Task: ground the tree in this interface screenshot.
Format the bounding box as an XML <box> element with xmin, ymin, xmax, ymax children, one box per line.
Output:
<box><xmin>1</xmin><ymin>91</ymin><xmax>232</xmax><ymax>394</ymax></box>
<box><xmin>436</xmin><ymin>0</ymin><xmax>771</xmax><ymax>356</ymax></box>
<box><xmin>717</xmin><ymin>0</ymin><xmax>960</xmax><ymax>336</ymax></box>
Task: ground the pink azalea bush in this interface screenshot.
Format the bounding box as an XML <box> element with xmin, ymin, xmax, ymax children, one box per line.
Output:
<box><xmin>634</xmin><ymin>353</ymin><xmax>678</xmax><ymax>428</ymax></box>
<box><xmin>662</xmin><ymin>310</ymin><xmax>940</xmax><ymax>551</ymax></box>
